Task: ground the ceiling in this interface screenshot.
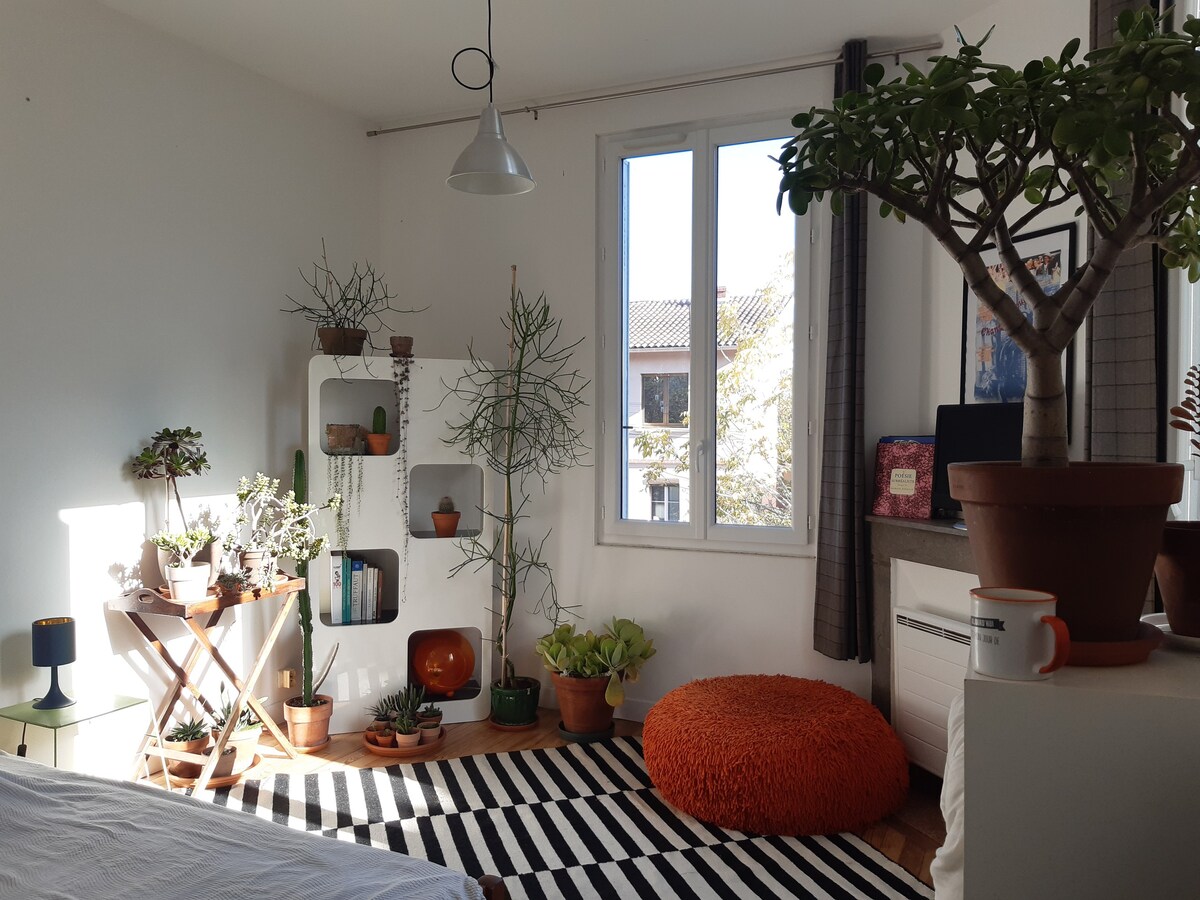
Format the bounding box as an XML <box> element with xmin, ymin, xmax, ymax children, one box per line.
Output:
<box><xmin>97</xmin><ymin>0</ymin><xmax>998</xmax><ymax>126</ymax></box>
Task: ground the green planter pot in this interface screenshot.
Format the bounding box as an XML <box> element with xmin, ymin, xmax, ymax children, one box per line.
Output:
<box><xmin>489</xmin><ymin>676</ymin><xmax>540</xmax><ymax>727</ymax></box>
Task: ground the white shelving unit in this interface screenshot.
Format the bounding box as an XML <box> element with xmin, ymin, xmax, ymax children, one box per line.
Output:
<box><xmin>307</xmin><ymin>354</ymin><xmax>493</xmax><ymax>734</ymax></box>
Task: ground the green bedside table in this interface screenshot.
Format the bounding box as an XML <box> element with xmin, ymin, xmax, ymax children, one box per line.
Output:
<box><xmin>0</xmin><ymin>694</ymin><xmax>146</xmax><ymax>767</ymax></box>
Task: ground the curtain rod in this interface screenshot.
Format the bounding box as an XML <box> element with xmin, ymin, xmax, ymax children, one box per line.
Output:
<box><xmin>365</xmin><ymin>39</ymin><xmax>943</xmax><ymax>137</ymax></box>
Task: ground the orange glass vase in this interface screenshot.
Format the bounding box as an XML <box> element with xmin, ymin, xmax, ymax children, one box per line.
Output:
<box><xmin>411</xmin><ymin>630</ymin><xmax>475</xmax><ymax>697</ymax></box>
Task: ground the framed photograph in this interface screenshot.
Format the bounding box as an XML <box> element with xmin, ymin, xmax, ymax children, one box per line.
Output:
<box><xmin>959</xmin><ymin>222</ymin><xmax>1078</xmax><ymax>409</ymax></box>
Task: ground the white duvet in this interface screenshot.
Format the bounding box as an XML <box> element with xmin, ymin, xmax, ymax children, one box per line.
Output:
<box><xmin>0</xmin><ymin>752</ymin><xmax>483</xmax><ymax>900</ymax></box>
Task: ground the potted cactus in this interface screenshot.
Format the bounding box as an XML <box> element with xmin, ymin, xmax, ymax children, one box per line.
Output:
<box><xmin>282</xmin><ymin>450</ymin><xmax>340</xmax><ymax>752</ymax></box>
<box><xmin>431</xmin><ymin>496</ymin><xmax>461</xmax><ymax>538</ymax></box>
<box><xmin>394</xmin><ymin>711</ymin><xmax>421</xmax><ymax>748</ymax></box>
<box><xmin>534</xmin><ymin>618</ymin><xmax>656</xmax><ymax>741</ymax></box>
<box><xmin>365</xmin><ymin>406</ymin><xmax>391</xmax><ymax>455</ymax></box>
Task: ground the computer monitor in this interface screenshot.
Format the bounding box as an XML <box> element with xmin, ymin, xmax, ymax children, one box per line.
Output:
<box><xmin>930</xmin><ymin>403</ymin><xmax>1024</xmax><ymax>517</ymax></box>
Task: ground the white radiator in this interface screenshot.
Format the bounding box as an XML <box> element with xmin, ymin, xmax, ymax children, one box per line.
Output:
<box><xmin>892</xmin><ymin>606</ymin><xmax>970</xmax><ymax>777</ymax></box>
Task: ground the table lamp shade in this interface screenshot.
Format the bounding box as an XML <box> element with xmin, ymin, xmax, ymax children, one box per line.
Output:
<box><xmin>32</xmin><ymin>617</ymin><xmax>75</xmax><ymax>666</ymax></box>
<box><xmin>31</xmin><ymin>617</ymin><xmax>75</xmax><ymax>709</ymax></box>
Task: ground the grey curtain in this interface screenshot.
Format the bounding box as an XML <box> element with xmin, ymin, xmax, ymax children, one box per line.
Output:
<box><xmin>1086</xmin><ymin>0</ymin><xmax>1167</xmax><ymax>462</ymax></box>
<box><xmin>813</xmin><ymin>39</ymin><xmax>870</xmax><ymax>662</ymax></box>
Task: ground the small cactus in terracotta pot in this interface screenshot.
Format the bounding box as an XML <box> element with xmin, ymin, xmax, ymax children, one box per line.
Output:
<box><xmin>365</xmin><ymin>406</ymin><xmax>391</xmax><ymax>455</ymax></box>
<box><xmin>431</xmin><ymin>496</ymin><xmax>461</xmax><ymax>538</ymax></box>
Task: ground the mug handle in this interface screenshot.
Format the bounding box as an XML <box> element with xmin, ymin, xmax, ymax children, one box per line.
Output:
<box><xmin>1038</xmin><ymin>615</ymin><xmax>1071</xmax><ymax>674</ymax></box>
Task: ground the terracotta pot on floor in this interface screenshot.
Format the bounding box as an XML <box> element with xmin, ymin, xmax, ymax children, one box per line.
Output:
<box><xmin>553</xmin><ymin>673</ymin><xmax>614</xmax><ymax>735</ymax></box>
<box><xmin>950</xmin><ymin>461</ymin><xmax>1182</xmax><ymax>664</ymax></box>
<box><xmin>283</xmin><ymin>694</ymin><xmax>334</xmax><ymax>750</ymax></box>
<box><xmin>1155</xmin><ymin>521</ymin><xmax>1200</xmax><ymax>637</ymax></box>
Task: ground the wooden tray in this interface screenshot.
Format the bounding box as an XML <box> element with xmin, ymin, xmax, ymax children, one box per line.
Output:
<box><xmin>362</xmin><ymin>727</ymin><xmax>445</xmax><ymax>757</ymax></box>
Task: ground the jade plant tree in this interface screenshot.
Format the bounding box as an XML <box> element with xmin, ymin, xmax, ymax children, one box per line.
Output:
<box><xmin>441</xmin><ymin>267</ymin><xmax>589</xmax><ymax>697</ymax></box>
<box><xmin>131</xmin><ymin>426</ymin><xmax>210</xmax><ymax>530</ymax></box>
<box><xmin>776</xmin><ymin>7</ymin><xmax>1200</xmax><ymax>467</ymax></box>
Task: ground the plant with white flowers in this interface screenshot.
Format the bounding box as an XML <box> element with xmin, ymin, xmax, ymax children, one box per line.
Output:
<box><xmin>224</xmin><ymin>473</ymin><xmax>340</xmax><ymax>588</ymax></box>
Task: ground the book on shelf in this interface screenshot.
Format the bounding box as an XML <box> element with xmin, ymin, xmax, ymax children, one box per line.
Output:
<box><xmin>330</xmin><ymin>551</ymin><xmax>344</xmax><ymax>625</ymax></box>
<box><xmin>350</xmin><ymin>558</ymin><xmax>364</xmax><ymax>623</ymax></box>
<box><xmin>342</xmin><ymin>554</ymin><xmax>351</xmax><ymax>624</ymax></box>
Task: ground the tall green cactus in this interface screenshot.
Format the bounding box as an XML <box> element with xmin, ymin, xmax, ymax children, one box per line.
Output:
<box><xmin>372</xmin><ymin>405</ymin><xmax>387</xmax><ymax>435</ymax></box>
<box><xmin>294</xmin><ymin>448</ymin><xmax>315</xmax><ymax>706</ymax></box>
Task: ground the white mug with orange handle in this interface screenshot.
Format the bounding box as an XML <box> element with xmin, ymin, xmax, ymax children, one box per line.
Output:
<box><xmin>969</xmin><ymin>587</ymin><xmax>1071</xmax><ymax>680</ymax></box>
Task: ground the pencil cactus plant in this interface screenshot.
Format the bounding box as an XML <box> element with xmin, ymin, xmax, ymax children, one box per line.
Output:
<box><xmin>776</xmin><ymin>7</ymin><xmax>1200</xmax><ymax>467</ymax></box>
<box><xmin>441</xmin><ymin>266</ymin><xmax>589</xmax><ymax>697</ymax></box>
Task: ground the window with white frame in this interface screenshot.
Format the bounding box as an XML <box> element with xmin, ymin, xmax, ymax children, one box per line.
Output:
<box><xmin>597</xmin><ymin>118</ymin><xmax>813</xmax><ymax>552</ymax></box>
<box><xmin>650</xmin><ymin>483</ymin><xmax>681</xmax><ymax>522</ymax></box>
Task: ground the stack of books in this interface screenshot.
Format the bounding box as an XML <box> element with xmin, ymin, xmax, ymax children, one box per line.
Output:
<box><xmin>329</xmin><ymin>551</ymin><xmax>385</xmax><ymax>625</ymax></box>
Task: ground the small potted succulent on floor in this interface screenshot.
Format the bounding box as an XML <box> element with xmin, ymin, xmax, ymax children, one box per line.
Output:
<box><xmin>431</xmin><ymin>496</ymin><xmax>460</xmax><ymax>538</ymax></box>
<box><xmin>366</xmin><ymin>697</ymin><xmax>395</xmax><ymax>732</ymax></box>
<box><xmin>375</xmin><ymin>725</ymin><xmax>397</xmax><ymax>748</ymax></box>
<box><xmin>150</xmin><ymin>527</ymin><xmax>214</xmax><ymax>602</ymax></box>
<box><xmin>394</xmin><ymin>711</ymin><xmax>421</xmax><ymax>748</ymax></box>
<box><xmin>162</xmin><ymin>717</ymin><xmax>209</xmax><ymax>778</ymax></box>
<box><xmin>365</xmin><ymin>406</ymin><xmax>391</xmax><ymax>455</ymax></box>
<box><xmin>210</xmin><ymin>684</ymin><xmax>263</xmax><ymax>771</ymax></box>
<box><xmin>535</xmin><ymin>618</ymin><xmax>656</xmax><ymax>742</ymax></box>
<box><xmin>416</xmin><ymin>703</ymin><xmax>443</xmax><ymax>727</ymax></box>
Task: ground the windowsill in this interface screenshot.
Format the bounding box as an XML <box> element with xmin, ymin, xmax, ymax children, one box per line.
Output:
<box><xmin>596</xmin><ymin>532</ymin><xmax>816</xmax><ymax>558</ymax></box>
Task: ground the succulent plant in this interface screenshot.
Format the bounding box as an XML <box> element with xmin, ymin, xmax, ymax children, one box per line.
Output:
<box><xmin>394</xmin><ymin>711</ymin><xmax>418</xmax><ymax>735</ymax></box>
<box><xmin>372</xmin><ymin>405</ymin><xmax>387</xmax><ymax>435</ymax></box>
<box><xmin>437</xmin><ymin>496</ymin><xmax>456</xmax><ymax>514</ymax></box>
<box><xmin>535</xmin><ymin>617</ymin><xmax>656</xmax><ymax>707</ymax></box>
<box><xmin>216</xmin><ymin>569</ymin><xmax>253</xmax><ymax>595</ymax></box>
<box><xmin>165</xmin><ymin>718</ymin><xmax>208</xmax><ymax>742</ymax></box>
<box><xmin>419</xmin><ymin>703</ymin><xmax>442</xmax><ymax>718</ymax></box>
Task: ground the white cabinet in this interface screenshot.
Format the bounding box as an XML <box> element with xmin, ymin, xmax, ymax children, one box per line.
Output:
<box><xmin>963</xmin><ymin>649</ymin><xmax>1200</xmax><ymax>899</ymax></box>
<box><xmin>306</xmin><ymin>355</ymin><xmax>493</xmax><ymax>734</ymax></box>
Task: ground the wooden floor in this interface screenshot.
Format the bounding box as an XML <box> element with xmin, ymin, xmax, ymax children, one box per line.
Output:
<box><xmin>157</xmin><ymin>717</ymin><xmax>945</xmax><ymax>888</ymax></box>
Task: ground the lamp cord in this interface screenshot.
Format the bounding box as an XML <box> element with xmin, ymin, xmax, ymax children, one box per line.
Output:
<box><xmin>17</xmin><ymin>723</ymin><xmax>27</xmax><ymax>757</ymax></box>
<box><xmin>451</xmin><ymin>0</ymin><xmax>496</xmax><ymax>104</ymax></box>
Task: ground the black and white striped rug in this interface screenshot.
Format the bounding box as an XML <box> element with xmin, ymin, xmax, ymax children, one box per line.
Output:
<box><xmin>199</xmin><ymin>736</ymin><xmax>932</xmax><ymax>900</ymax></box>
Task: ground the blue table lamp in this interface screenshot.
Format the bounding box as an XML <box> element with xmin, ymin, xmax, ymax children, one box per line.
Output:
<box><xmin>32</xmin><ymin>617</ymin><xmax>75</xmax><ymax>709</ymax></box>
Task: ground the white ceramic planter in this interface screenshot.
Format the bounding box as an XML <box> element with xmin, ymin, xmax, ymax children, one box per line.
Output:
<box><xmin>166</xmin><ymin>563</ymin><xmax>211</xmax><ymax>602</ymax></box>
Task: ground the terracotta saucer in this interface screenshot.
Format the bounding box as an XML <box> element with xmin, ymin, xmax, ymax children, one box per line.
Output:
<box><xmin>1066</xmin><ymin>620</ymin><xmax>1163</xmax><ymax>666</ymax></box>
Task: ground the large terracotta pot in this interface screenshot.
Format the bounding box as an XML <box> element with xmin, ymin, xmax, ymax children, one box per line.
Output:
<box><xmin>950</xmin><ymin>462</ymin><xmax>1182</xmax><ymax>662</ymax></box>
<box><xmin>317</xmin><ymin>327</ymin><xmax>367</xmax><ymax>356</ymax></box>
<box><xmin>283</xmin><ymin>694</ymin><xmax>334</xmax><ymax>750</ymax></box>
<box><xmin>552</xmin><ymin>673</ymin><xmax>614</xmax><ymax>736</ymax></box>
<box><xmin>1155</xmin><ymin>521</ymin><xmax>1200</xmax><ymax>637</ymax></box>
<box><xmin>490</xmin><ymin>676</ymin><xmax>540</xmax><ymax>727</ymax></box>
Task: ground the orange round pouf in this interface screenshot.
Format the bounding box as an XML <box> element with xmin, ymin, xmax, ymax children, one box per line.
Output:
<box><xmin>642</xmin><ymin>675</ymin><xmax>909</xmax><ymax>835</ymax></box>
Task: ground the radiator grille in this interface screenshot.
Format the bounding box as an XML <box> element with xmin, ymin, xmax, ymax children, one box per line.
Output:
<box><xmin>892</xmin><ymin>606</ymin><xmax>970</xmax><ymax>777</ymax></box>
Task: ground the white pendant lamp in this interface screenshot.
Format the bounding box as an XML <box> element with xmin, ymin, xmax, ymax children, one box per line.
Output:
<box><xmin>447</xmin><ymin>0</ymin><xmax>535</xmax><ymax>195</ymax></box>
<box><xmin>448</xmin><ymin>103</ymin><xmax>534</xmax><ymax>195</ymax></box>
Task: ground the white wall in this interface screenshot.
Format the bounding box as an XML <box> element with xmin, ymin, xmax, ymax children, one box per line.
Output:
<box><xmin>0</xmin><ymin>0</ymin><xmax>381</xmax><ymax>770</ymax></box>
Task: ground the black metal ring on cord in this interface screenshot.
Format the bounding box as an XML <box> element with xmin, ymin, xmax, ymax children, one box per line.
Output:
<box><xmin>451</xmin><ymin>0</ymin><xmax>496</xmax><ymax>102</ymax></box>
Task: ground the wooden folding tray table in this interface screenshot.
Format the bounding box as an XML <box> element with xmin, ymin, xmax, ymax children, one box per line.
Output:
<box><xmin>108</xmin><ymin>576</ymin><xmax>304</xmax><ymax>792</ymax></box>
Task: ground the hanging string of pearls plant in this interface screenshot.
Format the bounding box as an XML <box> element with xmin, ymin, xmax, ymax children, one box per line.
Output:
<box><xmin>393</xmin><ymin>349</ymin><xmax>413</xmax><ymax>602</ymax></box>
<box><xmin>326</xmin><ymin>450</ymin><xmax>362</xmax><ymax>549</ymax></box>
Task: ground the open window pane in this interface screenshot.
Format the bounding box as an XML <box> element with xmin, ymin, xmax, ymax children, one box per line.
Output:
<box><xmin>713</xmin><ymin>138</ymin><xmax>795</xmax><ymax>527</ymax></box>
<box><xmin>622</xmin><ymin>151</ymin><xmax>692</xmax><ymax>523</ymax></box>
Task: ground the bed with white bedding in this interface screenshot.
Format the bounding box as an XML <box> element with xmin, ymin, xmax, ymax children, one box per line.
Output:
<box><xmin>0</xmin><ymin>752</ymin><xmax>499</xmax><ymax>900</ymax></box>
